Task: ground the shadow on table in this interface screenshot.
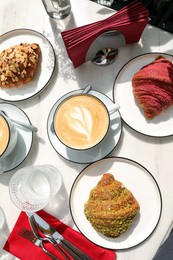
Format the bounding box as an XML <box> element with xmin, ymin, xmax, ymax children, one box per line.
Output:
<box><xmin>44</xmin><ymin>180</ymin><xmax>73</xmax><ymax>227</ymax></box>
<box><xmin>0</xmin><ymin>213</ymin><xmax>15</xmax><ymax>260</ymax></box>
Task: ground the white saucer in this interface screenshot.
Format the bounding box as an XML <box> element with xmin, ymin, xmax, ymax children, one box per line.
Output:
<box><xmin>0</xmin><ymin>28</ymin><xmax>56</xmax><ymax>102</ymax></box>
<box><xmin>47</xmin><ymin>89</ymin><xmax>122</xmax><ymax>164</ymax></box>
<box><xmin>0</xmin><ymin>103</ymin><xmax>33</xmax><ymax>172</ymax></box>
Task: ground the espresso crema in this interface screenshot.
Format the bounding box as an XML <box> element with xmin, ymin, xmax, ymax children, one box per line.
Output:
<box><xmin>54</xmin><ymin>94</ymin><xmax>109</xmax><ymax>149</ymax></box>
<box><xmin>0</xmin><ymin>115</ymin><xmax>9</xmax><ymax>156</ymax></box>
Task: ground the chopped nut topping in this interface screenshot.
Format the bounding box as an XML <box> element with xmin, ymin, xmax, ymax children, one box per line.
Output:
<box><xmin>0</xmin><ymin>43</ymin><xmax>40</xmax><ymax>88</ymax></box>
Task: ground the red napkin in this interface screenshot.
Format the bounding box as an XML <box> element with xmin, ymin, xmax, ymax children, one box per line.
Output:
<box><xmin>61</xmin><ymin>0</ymin><xmax>149</xmax><ymax>68</ymax></box>
<box><xmin>4</xmin><ymin>210</ymin><xmax>116</xmax><ymax>260</ymax></box>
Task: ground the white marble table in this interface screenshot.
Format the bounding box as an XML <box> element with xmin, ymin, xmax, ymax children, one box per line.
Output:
<box><xmin>1</xmin><ymin>0</ymin><xmax>173</xmax><ymax>259</ymax></box>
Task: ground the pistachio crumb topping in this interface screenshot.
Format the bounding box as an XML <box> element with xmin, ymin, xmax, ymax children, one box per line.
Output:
<box><xmin>84</xmin><ymin>173</ymin><xmax>140</xmax><ymax>237</ymax></box>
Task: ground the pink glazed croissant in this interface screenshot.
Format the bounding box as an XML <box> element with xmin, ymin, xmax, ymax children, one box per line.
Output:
<box><xmin>132</xmin><ymin>56</ymin><xmax>173</xmax><ymax>119</ymax></box>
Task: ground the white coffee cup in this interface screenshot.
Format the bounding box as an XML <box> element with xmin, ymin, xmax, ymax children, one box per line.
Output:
<box><xmin>53</xmin><ymin>93</ymin><xmax>119</xmax><ymax>150</ymax></box>
<box><xmin>0</xmin><ymin>113</ymin><xmax>18</xmax><ymax>174</ymax></box>
<box><xmin>0</xmin><ymin>207</ymin><xmax>5</xmax><ymax>229</ymax></box>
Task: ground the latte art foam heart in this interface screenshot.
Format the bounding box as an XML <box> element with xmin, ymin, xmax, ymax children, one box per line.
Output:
<box><xmin>69</xmin><ymin>105</ymin><xmax>93</xmax><ymax>140</ymax></box>
<box><xmin>0</xmin><ymin>115</ymin><xmax>9</xmax><ymax>156</ymax></box>
<box><xmin>54</xmin><ymin>94</ymin><xmax>109</xmax><ymax>149</ymax></box>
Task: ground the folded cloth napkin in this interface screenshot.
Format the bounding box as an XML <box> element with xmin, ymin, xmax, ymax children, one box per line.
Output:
<box><xmin>3</xmin><ymin>210</ymin><xmax>116</xmax><ymax>260</ymax></box>
<box><xmin>61</xmin><ymin>0</ymin><xmax>149</xmax><ymax>68</ymax></box>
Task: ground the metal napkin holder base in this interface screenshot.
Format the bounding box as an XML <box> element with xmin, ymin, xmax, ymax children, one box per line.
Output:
<box><xmin>85</xmin><ymin>30</ymin><xmax>126</xmax><ymax>65</ymax></box>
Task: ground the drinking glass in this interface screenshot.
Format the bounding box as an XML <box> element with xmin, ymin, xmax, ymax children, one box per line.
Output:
<box><xmin>9</xmin><ymin>165</ymin><xmax>62</xmax><ymax>212</ymax></box>
<box><xmin>94</xmin><ymin>0</ymin><xmax>114</xmax><ymax>7</ymax></box>
<box><xmin>41</xmin><ymin>0</ymin><xmax>71</xmax><ymax>19</ymax></box>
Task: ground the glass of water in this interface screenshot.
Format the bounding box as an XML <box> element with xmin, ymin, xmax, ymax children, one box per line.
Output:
<box><xmin>94</xmin><ymin>0</ymin><xmax>114</xmax><ymax>7</ymax></box>
<box><xmin>41</xmin><ymin>0</ymin><xmax>71</xmax><ymax>19</ymax></box>
<box><xmin>9</xmin><ymin>165</ymin><xmax>62</xmax><ymax>212</ymax></box>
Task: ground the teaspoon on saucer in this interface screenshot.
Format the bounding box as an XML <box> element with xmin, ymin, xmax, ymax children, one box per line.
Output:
<box><xmin>82</xmin><ymin>85</ymin><xmax>92</xmax><ymax>93</ymax></box>
<box><xmin>0</xmin><ymin>110</ymin><xmax>38</xmax><ymax>132</ymax></box>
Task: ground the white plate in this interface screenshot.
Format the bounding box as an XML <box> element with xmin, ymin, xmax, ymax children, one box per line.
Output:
<box><xmin>47</xmin><ymin>89</ymin><xmax>122</xmax><ymax>164</ymax></box>
<box><xmin>0</xmin><ymin>103</ymin><xmax>33</xmax><ymax>172</ymax></box>
<box><xmin>113</xmin><ymin>53</ymin><xmax>173</xmax><ymax>137</ymax></box>
<box><xmin>0</xmin><ymin>28</ymin><xmax>56</xmax><ymax>101</ymax></box>
<box><xmin>70</xmin><ymin>157</ymin><xmax>162</xmax><ymax>249</ymax></box>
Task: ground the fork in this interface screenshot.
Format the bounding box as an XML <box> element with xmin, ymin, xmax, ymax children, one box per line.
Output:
<box><xmin>18</xmin><ymin>228</ymin><xmax>59</xmax><ymax>260</ymax></box>
<box><xmin>28</xmin><ymin>216</ymin><xmax>70</xmax><ymax>260</ymax></box>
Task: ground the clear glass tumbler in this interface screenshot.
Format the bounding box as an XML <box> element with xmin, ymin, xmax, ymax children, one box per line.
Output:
<box><xmin>9</xmin><ymin>165</ymin><xmax>62</xmax><ymax>212</ymax></box>
<box><xmin>41</xmin><ymin>0</ymin><xmax>71</xmax><ymax>19</ymax></box>
<box><xmin>94</xmin><ymin>0</ymin><xmax>114</xmax><ymax>7</ymax></box>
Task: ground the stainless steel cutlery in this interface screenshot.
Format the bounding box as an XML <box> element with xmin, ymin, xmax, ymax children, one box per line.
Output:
<box><xmin>18</xmin><ymin>212</ymin><xmax>92</xmax><ymax>259</ymax></box>
<box><xmin>18</xmin><ymin>228</ymin><xmax>59</xmax><ymax>260</ymax></box>
<box><xmin>27</xmin><ymin>214</ymin><xmax>69</xmax><ymax>259</ymax></box>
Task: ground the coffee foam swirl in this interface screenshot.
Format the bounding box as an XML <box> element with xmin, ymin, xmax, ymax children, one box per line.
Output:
<box><xmin>54</xmin><ymin>95</ymin><xmax>109</xmax><ymax>149</ymax></box>
<box><xmin>69</xmin><ymin>105</ymin><xmax>92</xmax><ymax>140</ymax></box>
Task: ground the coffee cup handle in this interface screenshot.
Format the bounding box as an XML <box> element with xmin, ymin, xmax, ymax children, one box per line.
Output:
<box><xmin>0</xmin><ymin>161</ymin><xmax>4</xmax><ymax>174</ymax></box>
<box><xmin>108</xmin><ymin>103</ymin><xmax>120</xmax><ymax>115</ymax></box>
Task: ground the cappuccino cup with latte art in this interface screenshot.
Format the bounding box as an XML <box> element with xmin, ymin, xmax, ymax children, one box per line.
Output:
<box><xmin>0</xmin><ymin>113</ymin><xmax>18</xmax><ymax>173</ymax></box>
<box><xmin>53</xmin><ymin>94</ymin><xmax>119</xmax><ymax>150</ymax></box>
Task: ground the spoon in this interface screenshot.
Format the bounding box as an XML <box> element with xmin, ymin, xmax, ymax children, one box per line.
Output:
<box><xmin>82</xmin><ymin>85</ymin><xmax>92</xmax><ymax>93</ymax></box>
<box><xmin>0</xmin><ymin>110</ymin><xmax>38</xmax><ymax>132</ymax></box>
<box><xmin>27</xmin><ymin>214</ymin><xmax>69</xmax><ymax>260</ymax></box>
